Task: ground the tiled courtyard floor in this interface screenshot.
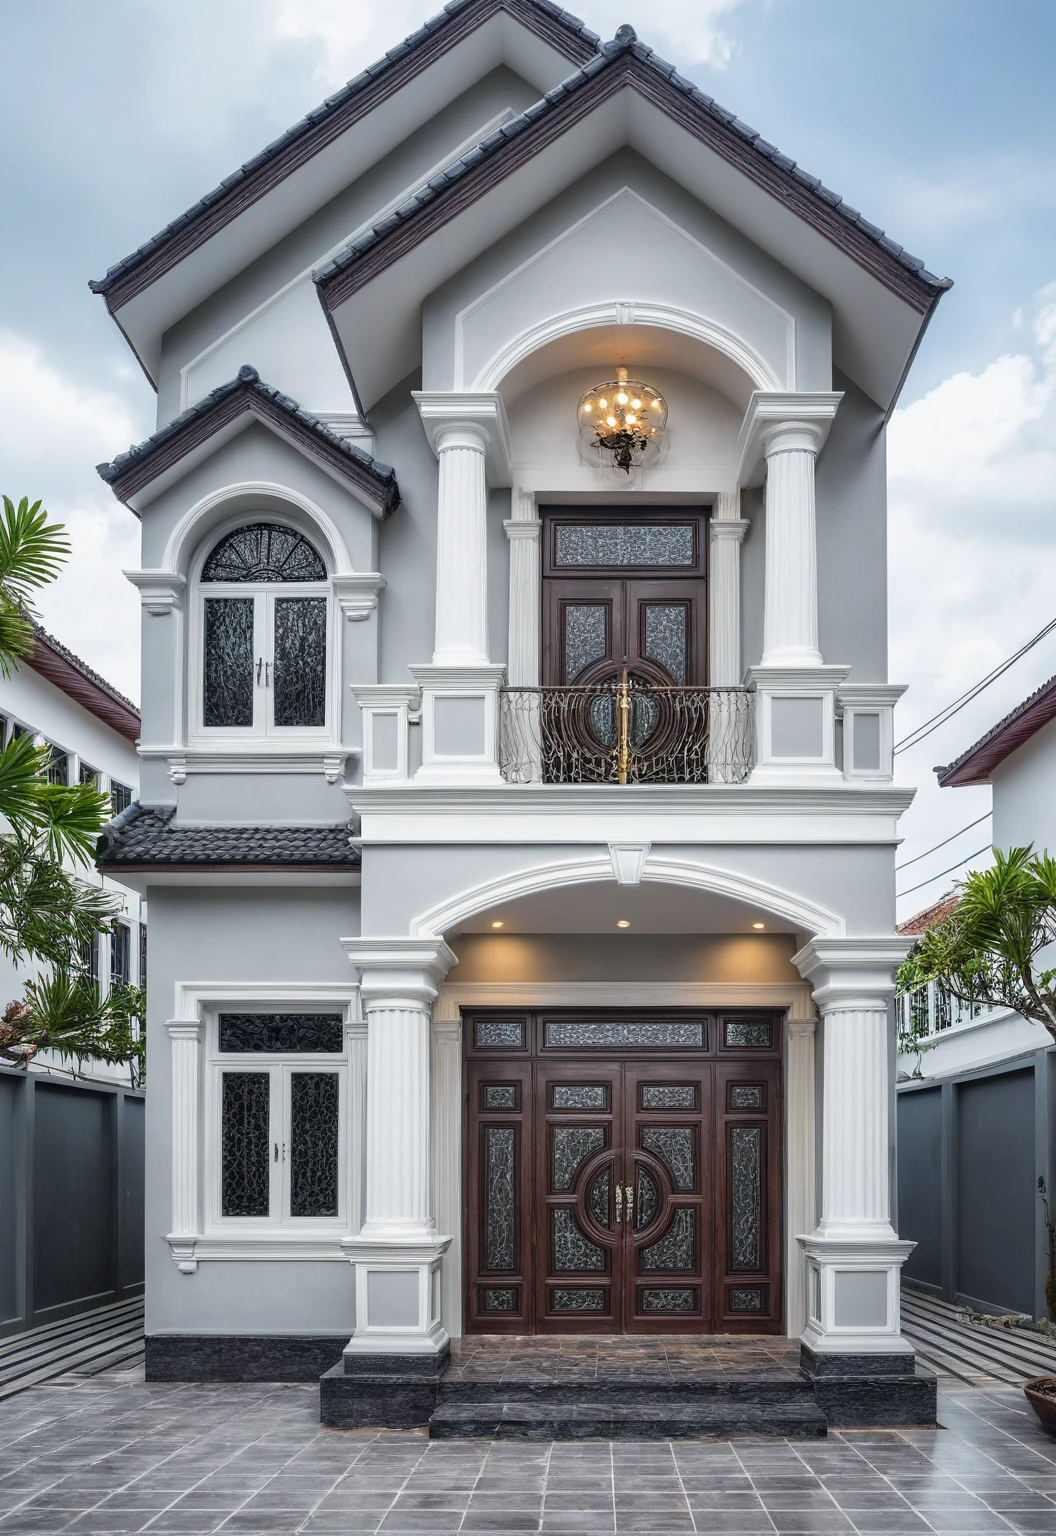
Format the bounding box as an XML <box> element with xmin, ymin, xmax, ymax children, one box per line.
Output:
<box><xmin>4</xmin><ymin>1375</ymin><xmax>1056</xmax><ymax>1534</ymax></box>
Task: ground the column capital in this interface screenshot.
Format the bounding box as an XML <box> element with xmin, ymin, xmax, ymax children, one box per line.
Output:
<box><xmin>736</xmin><ymin>390</ymin><xmax>842</xmax><ymax>487</ymax></box>
<box><xmin>341</xmin><ymin>936</ymin><xmax>458</xmax><ymax>1004</ymax></box>
<box><xmin>166</xmin><ymin>1020</ymin><xmax>202</xmax><ymax>1042</ymax></box>
<box><xmin>792</xmin><ymin>936</ymin><xmax>912</xmax><ymax>1008</ymax></box>
<box><xmin>709</xmin><ymin>517</ymin><xmax>749</xmax><ymax>544</ymax></box>
<box><xmin>413</xmin><ymin>391</ymin><xmax>511</xmax><ymax>485</ymax></box>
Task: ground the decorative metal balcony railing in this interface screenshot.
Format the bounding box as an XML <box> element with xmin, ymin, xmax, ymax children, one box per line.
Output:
<box><xmin>499</xmin><ymin>679</ymin><xmax>754</xmax><ymax>785</ymax></box>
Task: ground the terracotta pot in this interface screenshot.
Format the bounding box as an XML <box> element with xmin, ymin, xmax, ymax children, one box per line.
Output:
<box><xmin>1023</xmin><ymin>1377</ymin><xmax>1056</xmax><ymax>1430</ymax></box>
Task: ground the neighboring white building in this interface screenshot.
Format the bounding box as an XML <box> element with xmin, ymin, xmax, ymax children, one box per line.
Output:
<box><xmin>897</xmin><ymin>674</ymin><xmax>1056</xmax><ymax>1079</ymax></box>
<box><xmin>90</xmin><ymin>1</ymin><xmax>953</xmax><ymax>1429</ymax></box>
<box><xmin>0</xmin><ymin>625</ymin><xmax>145</xmax><ymax>1082</ymax></box>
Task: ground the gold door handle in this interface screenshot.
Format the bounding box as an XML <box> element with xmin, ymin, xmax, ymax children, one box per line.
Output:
<box><xmin>625</xmin><ymin>1183</ymin><xmax>634</xmax><ymax>1221</ymax></box>
<box><xmin>615</xmin><ymin>1182</ymin><xmax>622</xmax><ymax>1224</ymax></box>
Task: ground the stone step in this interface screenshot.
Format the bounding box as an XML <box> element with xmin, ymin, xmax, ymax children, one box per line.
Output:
<box><xmin>429</xmin><ymin>1399</ymin><xmax>828</xmax><ymax>1441</ymax></box>
<box><xmin>438</xmin><ymin>1375</ymin><xmax>814</xmax><ymax>1407</ymax></box>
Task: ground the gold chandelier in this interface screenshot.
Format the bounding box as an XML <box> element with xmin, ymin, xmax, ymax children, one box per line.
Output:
<box><xmin>578</xmin><ymin>366</ymin><xmax>668</xmax><ymax>473</ymax></box>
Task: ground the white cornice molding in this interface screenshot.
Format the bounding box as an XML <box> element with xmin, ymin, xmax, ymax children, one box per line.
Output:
<box><xmin>412</xmin><ymin>391</ymin><xmax>512</xmax><ymax>486</ymax></box>
<box><xmin>346</xmin><ymin>783</ymin><xmax>914</xmax><ymax>816</ymax></box>
<box><xmin>736</xmin><ymin>391</ymin><xmax>843</xmax><ymax>487</ymax></box>
<box><xmin>747</xmin><ymin>664</ymin><xmax>851</xmax><ymax>691</ymax></box>
<box><xmin>838</xmin><ymin>683</ymin><xmax>908</xmax><ymax>709</ymax></box>
<box><xmin>139</xmin><ymin>746</ymin><xmax>357</xmax><ymax>781</ymax></box>
<box><xmin>124</xmin><ymin>569</ymin><xmax>186</xmax><ymax>615</ymax></box>
<box><xmin>437</xmin><ymin>980</ymin><xmax>816</xmax><ymax>1021</ymax></box>
<box><xmin>332</xmin><ymin>571</ymin><xmax>386</xmax><ymax>621</ymax></box>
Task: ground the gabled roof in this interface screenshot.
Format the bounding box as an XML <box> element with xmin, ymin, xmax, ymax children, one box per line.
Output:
<box><xmin>896</xmin><ymin>891</ymin><xmax>959</xmax><ymax>937</ymax></box>
<box><xmin>88</xmin><ymin>0</ymin><xmax>598</xmax><ymax>376</ymax></box>
<box><xmin>316</xmin><ymin>25</ymin><xmax>949</xmax><ymax>316</ymax></box>
<box><xmin>96</xmin><ymin>366</ymin><xmax>400</xmax><ymax>517</ymax></box>
<box><xmin>27</xmin><ymin>624</ymin><xmax>140</xmax><ymax>744</ymax></box>
<box><xmin>936</xmin><ymin>673</ymin><xmax>1056</xmax><ymax>788</ymax></box>
<box><xmin>97</xmin><ymin>804</ymin><xmax>361</xmax><ymax>871</ymax></box>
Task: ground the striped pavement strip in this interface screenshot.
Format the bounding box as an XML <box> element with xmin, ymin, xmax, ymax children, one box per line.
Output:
<box><xmin>0</xmin><ymin>1296</ymin><xmax>144</xmax><ymax>1400</ymax></box>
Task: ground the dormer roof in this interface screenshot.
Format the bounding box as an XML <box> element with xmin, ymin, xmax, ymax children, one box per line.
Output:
<box><xmin>96</xmin><ymin>366</ymin><xmax>401</xmax><ymax>517</ymax></box>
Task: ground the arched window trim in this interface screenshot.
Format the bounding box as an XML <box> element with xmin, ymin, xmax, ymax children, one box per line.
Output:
<box><xmin>189</xmin><ymin>516</ymin><xmax>335</xmax><ymax>746</ymax></box>
<box><xmin>201</xmin><ymin>522</ymin><xmax>327</xmax><ymax>584</ymax></box>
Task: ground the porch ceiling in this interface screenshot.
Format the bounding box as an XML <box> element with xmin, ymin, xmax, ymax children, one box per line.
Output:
<box><xmin>455</xmin><ymin>878</ymin><xmax>798</xmax><ymax>934</ymax></box>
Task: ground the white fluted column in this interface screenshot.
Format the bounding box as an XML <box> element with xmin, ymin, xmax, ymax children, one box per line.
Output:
<box><xmin>166</xmin><ymin>1022</ymin><xmax>202</xmax><ymax>1274</ymax></box>
<box><xmin>761</xmin><ymin>423</ymin><xmax>823</xmax><ymax>667</ymax></box>
<box><xmin>793</xmin><ymin>938</ymin><xmax>915</xmax><ymax>1361</ymax></box>
<box><xmin>433</xmin><ymin>423</ymin><xmax>490</xmax><ymax>665</ymax></box>
<box><xmin>341</xmin><ymin>938</ymin><xmax>456</xmax><ymax>1357</ymax></box>
<box><xmin>709</xmin><ymin>490</ymin><xmax>749</xmax><ymax>688</ymax></box>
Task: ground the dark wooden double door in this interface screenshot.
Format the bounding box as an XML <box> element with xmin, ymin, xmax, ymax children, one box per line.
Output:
<box><xmin>464</xmin><ymin>1011</ymin><xmax>782</xmax><ymax>1334</ymax></box>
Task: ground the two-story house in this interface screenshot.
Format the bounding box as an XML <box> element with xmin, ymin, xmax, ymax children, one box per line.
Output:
<box><xmin>93</xmin><ymin>0</ymin><xmax>950</xmax><ymax>1432</ymax></box>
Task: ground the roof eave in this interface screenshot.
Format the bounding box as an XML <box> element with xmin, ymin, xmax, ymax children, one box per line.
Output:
<box><xmin>27</xmin><ymin>634</ymin><xmax>140</xmax><ymax>744</ymax></box>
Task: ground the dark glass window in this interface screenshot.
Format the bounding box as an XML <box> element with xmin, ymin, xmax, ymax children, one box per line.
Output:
<box><xmin>79</xmin><ymin>762</ymin><xmax>99</xmax><ymax>787</ymax></box>
<box><xmin>202</xmin><ymin>524</ymin><xmax>326</xmax><ymax>583</ymax></box>
<box><xmin>203</xmin><ymin>597</ymin><xmax>254</xmax><ymax>728</ymax></box>
<box><xmin>138</xmin><ymin>925</ymin><xmax>147</xmax><ymax>991</ymax></box>
<box><xmin>221</xmin><ymin>1072</ymin><xmax>271</xmax><ymax>1217</ymax></box>
<box><xmin>45</xmin><ymin>746</ymin><xmax>69</xmax><ymax>786</ymax></box>
<box><xmin>273</xmin><ymin>597</ymin><xmax>326</xmax><ymax>727</ymax></box>
<box><xmin>79</xmin><ymin>933</ymin><xmax>98</xmax><ymax>981</ymax></box>
<box><xmin>218</xmin><ymin>1013</ymin><xmax>344</xmax><ymax>1054</ymax></box>
<box><xmin>290</xmin><ymin>1073</ymin><xmax>340</xmax><ymax>1217</ymax></box>
<box><xmin>110</xmin><ymin>780</ymin><xmax>133</xmax><ymax>815</ymax></box>
<box><xmin>110</xmin><ymin>922</ymin><xmax>131</xmax><ymax>988</ymax></box>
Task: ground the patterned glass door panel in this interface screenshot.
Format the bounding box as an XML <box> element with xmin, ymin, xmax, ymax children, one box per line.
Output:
<box><xmin>715</xmin><ymin>1061</ymin><xmax>782</xmax><ymax>1330</ymax></box>
<box><xmin>465</xmin><ymin>1061</ymin><xmax>533</xmax><ymax>1331</ymax></box>
<box><xmin>536</xmin><ymin>1065</ymin><xmax>623</xmax><ymax>1330</ymax></box>
<box><xmin>624</xmin><ymin>1065</ymin><xmax>711</xmax><ymax>1330</ymax></box>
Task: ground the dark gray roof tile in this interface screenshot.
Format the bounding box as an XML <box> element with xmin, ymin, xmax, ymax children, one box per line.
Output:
<box><xmin>97</xmin><ymin>804</ymin><xmax>361</xmax><ymax>870</ymax></box>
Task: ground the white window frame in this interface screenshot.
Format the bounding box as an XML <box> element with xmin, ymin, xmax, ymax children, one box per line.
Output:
<box><xmin>203</xmin><ymin>1010</ymin><xmax>350</xmax><ymax>1238</ymax></box>
<box><xmin>189</xmin><ymin>520</ymin><xmax>335</xmax><ymax>748</ymax></box>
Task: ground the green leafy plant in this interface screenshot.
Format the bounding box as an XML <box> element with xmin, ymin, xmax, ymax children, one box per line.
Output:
<box><xmin>898</xmin><ymin>846</ymin><xmax>1056</xmax><ymax>1038</ymax></box>
<box><xmin>0</xmin><ymin>494</ymin><xmax>143</xmax><ymax>1080</ymax></box>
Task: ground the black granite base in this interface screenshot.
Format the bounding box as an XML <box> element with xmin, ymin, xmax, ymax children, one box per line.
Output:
<box><xmin>145</xmin><ymin>1334</ymin><xmax>348</xmax><ymax>1382</ymax></box>
<box><xmin>320</xmin><ymin>1365</ymin><xmax>441</xmax><ymax>1429</ymax></box>
<box><xmin>801</xmin><ymin>1345</ymin><xmax>917</xmax><ymax>1377</ymax></box>
<box><xmin>812</xmin><ymin>1367</ymin><xmax>938</xmax><ymax>1427</ymax></box>
<box><xmin>341</xmin><ymin>1346</ymin><xmax>450</xmax><ymax>1377</ymax></box>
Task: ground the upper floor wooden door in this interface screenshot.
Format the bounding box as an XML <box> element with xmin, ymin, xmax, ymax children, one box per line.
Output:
<box><xmin>541</xmin><ymin>509</ymin><xmax>708</xmax><ymax>688</ymax></box>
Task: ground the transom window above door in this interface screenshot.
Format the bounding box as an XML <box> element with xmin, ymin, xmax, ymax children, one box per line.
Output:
<box><xmin>196</xmin><ymin>522</ymin><xmax>330</xmax><ymax>736</ymax></box>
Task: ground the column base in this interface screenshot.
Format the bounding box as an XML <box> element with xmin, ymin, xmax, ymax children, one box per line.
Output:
<box><xmin>410</xmin><ymin>663</ymin><xmax>506</xmax><ymax>786</ymax></box>
<box><xmin>342</xmin><ymin>1235</ymin><xmax>452</xmax><ymax>1359</ymax></box>
<box><xmin>798</xmin><ymin>1233</ymin><xmax>916</xmax><ymax>1357</ymax></box>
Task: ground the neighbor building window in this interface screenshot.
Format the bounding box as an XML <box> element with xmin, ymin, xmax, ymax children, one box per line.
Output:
<box><xmin>45</xmin><ymin>745</ymin><xmax>69</xmax><ymax>786</ymax></box>
<box><xmin>209</xmin><ymin>1011</ymin><xmax>347</xmax><ymax>1227</ymax></box>
<box><xmin>79</xmin><ymin>762</ymin><xmax>99</xmax><ymax>787</ymax></box>
<box><xmin>110</xmin><ymin>921</ymin><xmax>131</xmax><ymax>988</ymax></box>
<box><xmin>110</xmin><ymin>780</ymin><xmax>132</xmax><ymax>815</ymax></box>
<box><xmin>197</xmin><ymin>523</ymin><xmax>329</xmax><ymax>735</ymax></box>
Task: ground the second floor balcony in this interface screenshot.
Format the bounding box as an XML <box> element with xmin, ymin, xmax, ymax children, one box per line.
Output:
<box><xmin>499</xmin><ymin>680</ymin><xmax>754</xmax><ymax>785</ymax></box>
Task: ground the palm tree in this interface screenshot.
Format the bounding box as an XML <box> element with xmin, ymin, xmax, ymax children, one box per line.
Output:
<box><xmin>0</xmin><ymin>496</ymin><xmax>144</xmax><ymax>1080</ymax></box>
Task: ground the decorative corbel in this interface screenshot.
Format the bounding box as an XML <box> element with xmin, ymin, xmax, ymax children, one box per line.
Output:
<box><xmin>124</xmin><ymin>569</ymin><xmax>186</xmax><ymax>616</ymax></box>
<box><xmin>332</xmin><ymin>572</ymin><xmax>386</xmax><ymax>622</ymax></box>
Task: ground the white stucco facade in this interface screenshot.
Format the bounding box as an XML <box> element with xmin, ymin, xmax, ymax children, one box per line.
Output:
<box><xmin>90</xmin><ymin>1</ymin><xmax>953</xmax><ymax>1390</ymax></box>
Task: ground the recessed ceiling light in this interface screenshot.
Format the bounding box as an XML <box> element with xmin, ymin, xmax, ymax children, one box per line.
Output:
<box><xmin>491</xmin><ymin>920</ymin><xmax>504</xmax><ymax>929</ymax></box>
<box><xmin>616</xmin><ymin>919</ymin><xmax>631</xmax><ymax>929</ymax></box>
<box><xmin>752</xmin><ymin>922</ymin><xmax>765</xmax><ymax>930</ymax></box>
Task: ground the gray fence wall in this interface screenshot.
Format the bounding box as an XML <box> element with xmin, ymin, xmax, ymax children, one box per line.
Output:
<box><xmin>0</xmin><ymin>1066</ymin><xmax>144</xmax><ymax>1337</ymax></box>
<box><xmin>897</xmin><ymin>1047</ymin><xmax>1055</xmax><ymax>1318</ymax></box>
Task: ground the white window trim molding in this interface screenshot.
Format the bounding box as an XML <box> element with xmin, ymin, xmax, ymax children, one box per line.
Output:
<box><xmin>166</xmin><ymin>983</ymin><xmax>359</xmax><ymax>1272</ymax></box>
<box><xmin>140</xmin><ymin>746</ymin><xmax>356</xmax><ymax>786</ymax></box>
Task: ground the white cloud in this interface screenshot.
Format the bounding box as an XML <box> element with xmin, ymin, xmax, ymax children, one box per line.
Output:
<box><xmin>0</xmin><ymin>333</ymin><xmax>149</xmax><ymax>703</ymax></box>
<box><xmin>144</xmin><ymin>0</ymin><xmax>745</xmax><ymax>147</ymax></box>
<box><xmin>890</xmin><ymin>284</ymin><xmax>1056</xmax><ymax>918</ymax></box>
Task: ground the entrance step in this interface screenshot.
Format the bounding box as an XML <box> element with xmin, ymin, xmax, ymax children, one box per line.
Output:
<box><xmin>429</xmin><ymin>1397</ymin><xmax>828</xmax><ymax>1440</ymax></box>
<box><xmin>438</xmin><ymin>1375</ymin><xmax>812</xmax><ymax>1407</ymax></box>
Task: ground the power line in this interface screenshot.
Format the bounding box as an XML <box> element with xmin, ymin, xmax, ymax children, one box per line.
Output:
<box><xmin>896</xmin><ymin>845</ymin><xmax>992</xmax><ymax>902</ymax></box>
<box><xmin>894</xmin><ymin>614</ymin><xmax>1056</xmax><ymax>755</ymax></box>
<box><xmin>895</xmin><ymin>811</ymin><xmax>992</xmax><ymax>873</ymax></box>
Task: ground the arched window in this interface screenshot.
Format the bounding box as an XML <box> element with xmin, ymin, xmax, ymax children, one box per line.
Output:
<box><xmin>198</xmin><ymin>522</ymin><xmax>329</xmax><ymax>736</ymax></box>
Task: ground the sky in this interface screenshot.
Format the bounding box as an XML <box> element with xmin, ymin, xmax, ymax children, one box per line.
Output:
<box><xmin>0</xmin><ymin>0</ymin><xmax>1054</xmax><ymax>922</ymax></box>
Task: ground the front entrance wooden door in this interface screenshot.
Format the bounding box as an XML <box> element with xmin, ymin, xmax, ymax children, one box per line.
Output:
<box><xmin>464</xmin><ymin>1011</ymin><xmax>783</xmax><ymax>1335</ymax></box>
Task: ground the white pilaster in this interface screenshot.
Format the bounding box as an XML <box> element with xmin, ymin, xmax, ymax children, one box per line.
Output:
<box><xmin>784</xmin><ymin>1013</ymin><xmax>816</xmax><ymax>1338</ymax></box>
<box><xmin>431</xmin><ymin>1004</ymin><xmax>463</xmax><ymax>1339</ymax></box>
<box><xmin>433</xmin><ymin>423</ymin><xmax>490</xmax><ymax>665</ymax></box>
<box><xmin>708</xmin><ymin>491</ymin><xmax>749</xmax><ymax>689</ymax></box>
<box><xmin>761</xmin><ymin>423</ymin><xmax>823</xmax><ymax>667</ymax></box>
<box><xmin>346</xmin><ymin>1015</ymin><xmax>367</xmax><ymax>1236</ymax></box>
<box><xmin>793</xmin><ymin>937</ymin><xmax>915</xmax><ymax>1357</ymax></box>
<box><xmin>505</xmin><ymin>486</ymin><xmax>541</xmax><ymax>687</ymax></box>
<box><xmin>341</xmin><ymin>937</ymin><xmax>457</xmax><ymax>1355</ymax></box>
<box><xmin>166</xmin><ymin>1022</ymin><xmax>202</xmax><ymax>1274</ymax></box>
